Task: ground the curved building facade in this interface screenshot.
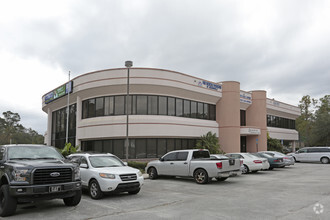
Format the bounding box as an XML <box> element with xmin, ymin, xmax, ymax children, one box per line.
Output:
<box><xmin>42</xmin><ymin>67</ymin><xmax>300</xmax><ymax>159</ymax></box>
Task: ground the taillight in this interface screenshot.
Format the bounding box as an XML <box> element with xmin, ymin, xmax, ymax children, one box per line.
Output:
<box><xmin>274</xmin><ymin>159</ymin><xmax>279</xmax><ymax>162</ymax></box>
<box><xmin>253</xmin><ymin>160</ymin><xmax>262</xmax><ymax>164</ymax></box>
<box><xmin>284</xmin><ymin>157</ymin><xmax>289</xmax><ymax>159</ymax></box>
<box><xmin>216</xmin><ymin>162</ymin><xmax>223</xmax><ymax>169</ymax></box>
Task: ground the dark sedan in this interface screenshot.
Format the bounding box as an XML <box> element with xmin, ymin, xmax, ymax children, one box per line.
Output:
<box><xmin>252</xmin><ymin>152</ymin><xmax>285</xmax><ymax>170</ymax></box>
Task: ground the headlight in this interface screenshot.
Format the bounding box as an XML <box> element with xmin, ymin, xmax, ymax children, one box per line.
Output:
<box><xmin>74</xmin><ymin>166</ymin><xmax>81</xmax><ymax>180</ymax></box>
<box><xmin>137</xmin><ymin>171</ymin><xmax>143</xmax><ymax>177</ymax></box>
<box><xmin>12</xmin><ymin>169</ymin><xmax>29</xmax><ymax>182</ymax></box>
<box><xmin>99</xmin><ymin>173</ymin><xmax>116</xmax><ymax>179</ymax></box>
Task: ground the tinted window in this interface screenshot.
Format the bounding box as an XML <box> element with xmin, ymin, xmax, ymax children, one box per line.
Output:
<box><xmin>88</xmin><ymin>99</ymin><xmax>96</xmax><ymax>117</ymax></box>
<box><xmin>136</xmin><ymin>139</ymin><xmax>146</xmax><ymax>159</ymax></box>
<box><xmin>95</xmin><ymin>97</ymin><xmax>104</xmax><ymax>117</ymax></box>
<box><xmin>197</xmin><ymin>102</ymin><xmax>203</xmax><ymax>119</ymax></box>
<box><xmin>192</xmin><ymin>150</ymin><xmax>210</xmax><ymax>159</ymax></box>
<box><xmin>148</xmin><ymin>96</ymin><xmax>158</xmax><ymax>115</ymax></box>
<box><xmin>137</xmin><ymin>96</ymin><xmax>147</xmax><ymax>115</ymax></box>
<box><xmin>163</xmin><ymin>152</ymin><xmax>176</xmax><ymax>161</ymax></box>
<box><xmin>147</xmin><ymin>139</ymin><xmax>157</xmax><ymax>158</ymax></box>
<box><xmin>177</xmin><ymin>152</ymin><xmax>188</xmax><ymax>161</ymax></box>
<box><xmin>104</xmin><ymin>96</ymin><xmax>114</xmax><ymax>115</ymax></box>
<box><xmin>114</xmin><ymin>96</ymin><xmax>125</xmax><ymax>115</ymax></box>
<box><xmin>191</xmin><ymin>101</ymin><xmax>197</xmax><ymax>118</ymax></box>
<box><xmin>183</xmin><ymin>100</ymin><xmax>190</xmax><ymax>117</ymax></box>
<box><xmin>176</xmin><ymin>98</ymin><xmax>183</xmax><ymax>117</ymax></box>
<box><xmin>158</xmin><ymin>96</ymin><xmax>167</xmax><ymax>115</ymax></box>
<box><xmin>168</xmin><ymin>97</ymin><xmax>175</xmax><ymax>116</ymax></box>
<box><xmin>209</xmin><ymin>104</ymin><xmax>216</xmax><ymax>120</ymax></box>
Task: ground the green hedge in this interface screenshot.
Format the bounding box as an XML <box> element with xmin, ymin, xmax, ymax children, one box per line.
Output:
<box><xmin>127</xmin><ymin>161</ymin><xmax>148</xmax><ymax>172</ymax></box>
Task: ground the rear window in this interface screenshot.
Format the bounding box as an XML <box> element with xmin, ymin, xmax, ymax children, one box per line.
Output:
<box><xmin>192</xmin><ymin>150</ymin><xmax>210</xmax><ymax>159</ymax></box>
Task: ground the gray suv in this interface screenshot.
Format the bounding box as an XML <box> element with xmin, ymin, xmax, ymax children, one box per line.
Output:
<box><xmin>0</xmin><ymin>145</ymin><xmax>82</xmax><ymax>217</ymax></box>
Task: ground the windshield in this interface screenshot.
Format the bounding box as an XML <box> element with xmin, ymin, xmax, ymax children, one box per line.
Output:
<box><xmin>8</xmin><ymin>146</ymin><xmax>64</xmax><ymax>160</ymax></box>
<box><xmin>261</xmin><ymin>153</ymin><xmax>273</xmax><ymax>158</ymax></box>
<box><xmin>89</xmin><ymin>156</ymin><xmax>124</xmax><ymax>168</ymax></box>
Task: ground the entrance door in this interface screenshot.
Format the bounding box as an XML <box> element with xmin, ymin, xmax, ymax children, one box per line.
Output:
<box><xmin>241</xmin><ymin>136</ymin><xmax>247</xmax><ymax>152</ymax></box>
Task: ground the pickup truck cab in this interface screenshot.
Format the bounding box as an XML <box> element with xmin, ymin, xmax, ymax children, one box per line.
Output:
<box><xmin>0</xmin><ymin>145</ymin><xmax>82</xmax><ymax>217</ymax></box>
<box><xmin>146</xmin><ymin>149</ymin><xmax>241</xmax><ymax>184</ymax></box>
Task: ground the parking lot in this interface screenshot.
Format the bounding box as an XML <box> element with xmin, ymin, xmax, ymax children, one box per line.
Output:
<box><xmin>6</xmin><ymin>163</ymin><xmax>330</xmax><ymax>220</ymax></box>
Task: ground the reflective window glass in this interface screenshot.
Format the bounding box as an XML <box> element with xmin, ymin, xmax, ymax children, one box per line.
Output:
<box><xmin>114</xmin><ymin>96</ymin><xmax>125</xmax><ymax>115</ymax></box>
<box><xmin>176</xmin><ymin>98</ymin><xmax>183</xmax><ymax>117</ymax></box>
<box><xmin>95</xmin><ymin>97</ymin><xmax>104</xmax><ymax>117</ymax></box>
<box><xmin>137</xmin><ymin>96</ymin><xmax>147</xmax><ymax>115</ymax></box>
<box><xmin>168</xmin><ymin>97</ymin><xmax>175</xmax><ymax>116</ymax></box>
<box><xmin>159</xmin><ymin>96</ymin><xmax>167</xmax><ymax>115</ymax></box>
<box><xmin>148</xmin><ymin>96</ymin><xmax>158</xmax><ymax>115</ymax></box>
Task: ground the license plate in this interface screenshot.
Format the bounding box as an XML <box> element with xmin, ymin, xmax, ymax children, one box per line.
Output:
<box><xmin>49</xmin><ymin>186</ymin><xmax>61</xmax><ymax>193</ymax></box>
<box><xmin>229</xmin><ymin>159</ymin><xmax>235</xmax><ymax>165</ymax></box>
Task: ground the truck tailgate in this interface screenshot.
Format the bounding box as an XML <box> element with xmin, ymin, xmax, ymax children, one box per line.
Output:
<box><xmin>220</xmin><ymin>158</ymin><xmax>241</xmax><ymax>171</ymax></box>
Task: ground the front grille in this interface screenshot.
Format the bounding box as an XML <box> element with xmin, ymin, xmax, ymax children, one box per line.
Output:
<box><xmin>33</xmin><ymin>168</ymin><xmax>72</xmax><ymax>185</ymax></box>
<box><xmin>116</xmin><ymin>182</ymin><xmax>140</xmax><ymax>191</ymax></box>
<box><xmin>120</xmin><ymin>174</ymin><xmax>137</xmax><ymax>182</ymax></box>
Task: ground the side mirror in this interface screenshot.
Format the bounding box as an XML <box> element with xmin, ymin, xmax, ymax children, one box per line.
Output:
<box><xmin>123</xmin><ymin>162</ymin><xmax>128</xmax><ymax>166</ymax></box>
<box><xmin>160</xmin><ymin>157</ymin><xmax>164</xmax><ymax>162</ymax></box>
<box><xmin>80</xmin><ymin>164</ymin><xmax>88</xmax><ymax>169</ymax></box>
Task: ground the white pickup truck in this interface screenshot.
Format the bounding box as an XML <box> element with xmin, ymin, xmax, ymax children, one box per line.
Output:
<box><xmin>146</xmin><ymin>149</ymin><xmax>241</xmax><ymax>184</ymax></box>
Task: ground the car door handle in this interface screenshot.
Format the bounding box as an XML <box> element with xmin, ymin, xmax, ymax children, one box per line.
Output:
<box><xmin>184</xmin><ymin>162</ymin><xmax>188</xmax><ymax>164</ymax></box>
<box><xmin>170</xmin><ymin>163</ymin><xmax>174</xmax><ymax>165</ymax></box>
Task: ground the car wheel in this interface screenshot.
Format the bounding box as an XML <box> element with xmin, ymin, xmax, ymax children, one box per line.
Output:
<box><xmin>128</xmin><ymin>188</ymin><xmax>141</xmax><ymax>195</ymax></box>
<box><xmin>63</xmin><ymin>190</ymin><xmax>82</xmax><ymax>206</ymax></box>
<box><xmin>216</xmin><ymin>177</ymin><xmax>228</xmax><ymax>181</ymax></box>
<box><xmin>242</xmin><ymin>165</ymin><xmax>249</xmax><ymax>174</ymax></box>
<box><xmin>269</xmin><ymin>167</ymin><xmax>274</xmax><ymax>170</ymax></box>
<box><xmin>89</xmin><ymin>180</ymin><xmax>103</xmax><ymax>200</ymax></box>
<box><xmin>194</xmin><ymin>169</ymin><xmax>209</xmax><ymax>184</ymax></box>
<box><xmin>321</xmin><ymin>157</ymin><xmax>330</xmax><ymax>164</ymax></box>
<box><xmin>148</xmin><ymin>167</ymin><xmax>158</xmax><ymax>180</ymax></box>
<box><xmin>252</xmin><ymin>170</ymin><xmax>258</xmax><ymax>173</ymax></box>
<box><xmin>0</xmin><ymin>184</ymin><xmax>17</xmax><ymax>217</ymax></box>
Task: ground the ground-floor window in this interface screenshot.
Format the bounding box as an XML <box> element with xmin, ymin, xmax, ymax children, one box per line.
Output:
<box><xmin>81</xmin><ymin>138</ymin><xmax>199</xmax><ymax>159</ymax></box>
<box><xmin>51</xmin><ymin>104</ymin><xmax>76</xmax><ymax>149</ymax></box>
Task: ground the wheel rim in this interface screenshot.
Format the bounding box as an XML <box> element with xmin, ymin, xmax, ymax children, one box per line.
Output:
<box><xmin>321</xmin><ymin>158</ymin><xmax>329</xmax><ymax>164</ymax></box>
<box><xmin>196</xmin><ymin>171</ymin><xmax>205</xmax><ymax>183</ymax></box>
<box><xmin>242</xmin><ymin>166</ymin><xmax>248</xmax><ymax>174</ymax></box>
<box><xmin>149</xmin><ymin>169</ymin><xmax>154</xmax><ymax>178</ymax></box>
<box><xmin>90</xmin><ymin>183</ymin><xmax>98</xmax><ymax>197</ymax></box>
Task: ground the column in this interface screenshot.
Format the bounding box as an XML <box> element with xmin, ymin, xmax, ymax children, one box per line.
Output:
<box><xmin>217</xmin><ymin>81</ymin><xmax>241</xmax><ymax>153</ymax></box>
<box><xmin>246</xmin><ymin>90</ymin><xmax>267</xmax><ymax>152</ymax></box>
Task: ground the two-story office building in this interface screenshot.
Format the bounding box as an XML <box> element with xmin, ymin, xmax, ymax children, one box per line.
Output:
<box><xmin>42</xmin><ymin>67</ymin><xmax>300</xmax><ymax>159</ymax></box>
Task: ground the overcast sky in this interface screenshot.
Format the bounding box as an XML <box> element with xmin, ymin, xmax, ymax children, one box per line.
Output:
<box><xmin>0</xmin><ymin>0</ymin><xmax>329</xmax><ymax>134</ymax></box>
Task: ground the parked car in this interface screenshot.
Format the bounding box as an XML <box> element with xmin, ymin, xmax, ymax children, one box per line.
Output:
<box><xmin>210</xmin><ymin>154</ymin><xmax>243</xmax><ymax>175</ymax></box>
<box><xmin>146</xmin><ymin>149</ymin><xmax>241</xmax><ymax>184</ymax></box>
<box><xmin>0</xmin><ymin>145</ymin><xmax>82</xmax><ymax>217</ymax></box>
<box><xmin>67</xmin><ymin>153</ymin><xmax>144</xmax><ymax>199</ymax></box>
<box><xmin>259</xmin><ymin>151</ymin><xmax>295</xmax><ymax>166</ymax></box>
<box><xmin>225</xmin><ymin>153</ymin><xmax>269</xmax><ymax>174</ymax></box>
<box><xmin>290</xmin><ymin>147</ymin><xmax>330</xmax><ymax>164</ymax></box>
<box><xmin>251</xmin><ymin>152</ymin><xmax>285</xmax><ymax>170</ymax></box>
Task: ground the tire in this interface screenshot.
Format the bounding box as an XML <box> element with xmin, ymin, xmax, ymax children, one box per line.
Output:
<box><xmin>269</xmin><ymin>167</ymin><xmax>274</xmax><ymax>170</ymax></box>
<box><xmin>0</xmin><ymin>184</ymin><xmax>17</xmax><ymax>217</ymax></box>
<box><xmin>128</xmin><ymin>188</ymin><xmax>141</xmax><ymax>195</ymax></box>
<box><xmin>242</xmin><ymin>165</ymin><xmax>249</xmax><ymax>174</ymax></box>
<box><xmin>251</xmin><ymin>170</ymin><xmax>258</xmax><ymax>173</ymax></box>
<box><xmin>194</xmin><ymin>169</ymin><xmax>209</xmax><ymax>184</ymax></box>
<box><xmin>148</xmin><ymin>167</ymin><xmax>158</xmax><ymax>180</ymax></box>
<box><xmin>216</xmin><ymin>177</ymin><xmax>228</xmax><ymax>181</ymax></box>
<box><xmin>63</xmin><ymin>190</ymin><xmax>82</xmax><ymax>206</ymax></box>
<box><xmin>89</xmin><ymin>180</ymin><xmax>103</xmax><ymax>200</ymax></box>
<box><xmin>321</xmin><ymin>157</ymin><xmax>330</xmax><ymax>164</ymax></box>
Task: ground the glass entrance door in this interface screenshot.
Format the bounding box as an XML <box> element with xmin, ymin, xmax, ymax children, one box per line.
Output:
<box><xmin>241</xmin><ymin>136</ymin><xmax>247</xmax><ymax>152</ymax></box>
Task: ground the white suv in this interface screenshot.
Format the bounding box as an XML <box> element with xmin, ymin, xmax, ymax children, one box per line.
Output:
<box><xmin>68</xmin><ymin>153</ymin><xmax>144</xmax><ymax>199</ymax></box>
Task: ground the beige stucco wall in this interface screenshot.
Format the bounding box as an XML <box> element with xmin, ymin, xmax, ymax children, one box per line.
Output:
<box><xmin>246</xmin><ymin>91</ymin><xmax>267</xmax><ymax>152</ymax></box>
<box><xmin>217</xmin><ymin>81</ymin><xmax>240</xmax><ymax>153</ymax></box>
